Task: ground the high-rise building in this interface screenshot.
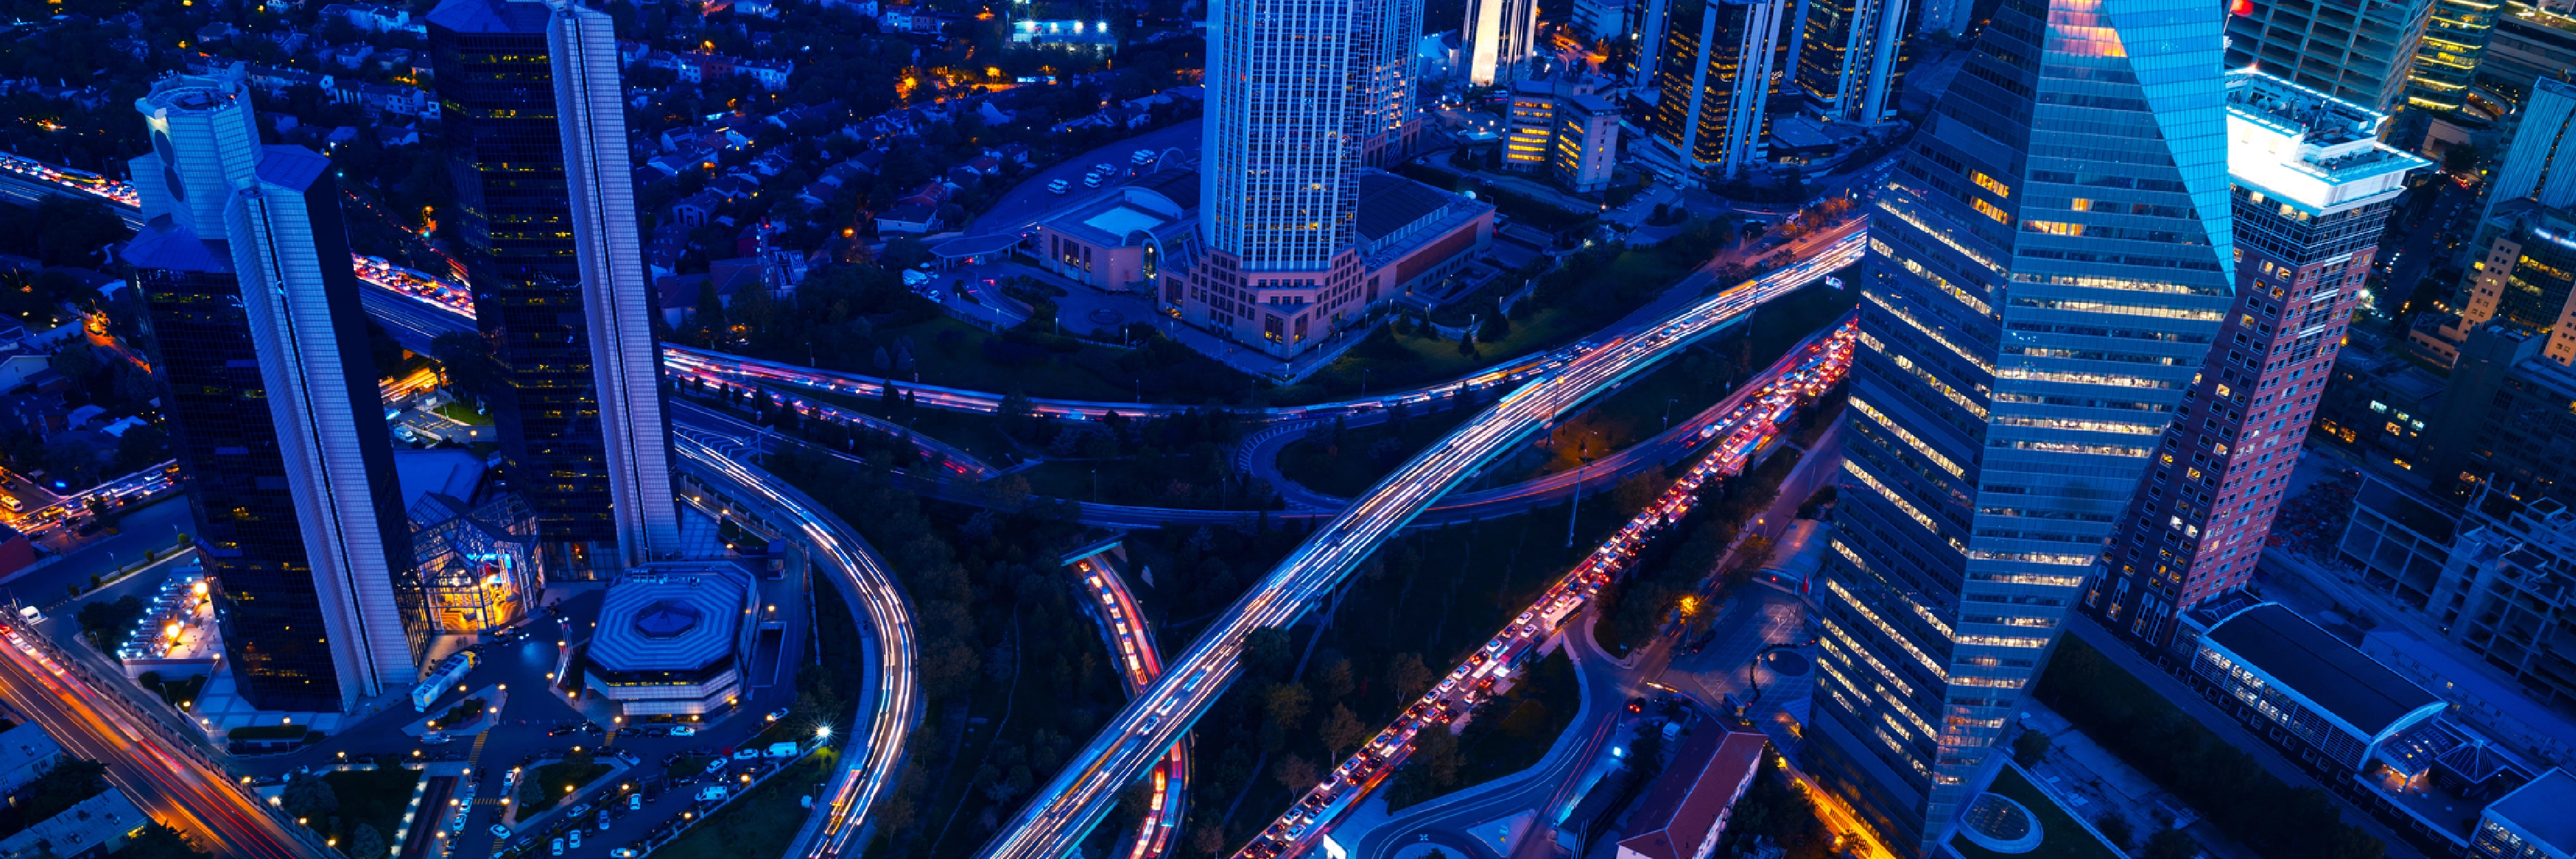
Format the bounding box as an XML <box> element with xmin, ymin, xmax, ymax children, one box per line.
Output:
<box><xmin>122</xmin><ymin>67</ymin><xmax>419</xmax><ymax>713</ymax></box>
<box><xmin>1462</xmin><ymin>0</ymin><xmax>1542</xmax><ymax>85</ymax></box>
<box><xmin>1353</xmin><ymin>0</ymin><xmax>1423</xmax><ymax>166</ymax></box>
<box><xmin>1505</xmin><ymin>79</ymin><xmax>1558</xmax><ymax>170</ymax></box>
<box><xmin>429</xmin><ymin>0</ymin><xmax>677</xmax><ymax>574</ymax></box>
<box><xmin>2408</xmin><ymin>0</ymin><xmax>2502</xmax><ymax>113</ymax></box>
<box><xmin>1796</xmin><ymin>0</ymin><xmax>1908</xmax><ymax>121</ymax></box>
<box><xmin>1645</xmin><ymin>0</ymin><xmax>1794</xmax><ymax>180</ymax></box>
<box><xmin>2084</xmin><ymin>71</ymin><xmax>2428</xmax><ymax>649</ymax></box>
<box><xmin>1810</xmin><ymin>0</ymin><xmax>2236</xmax><ymax>852</ymax></box>
<box><xmin>2487</xmin><ymin>74</ymin><xmax>2576</xmax><ymax>213</ymax></box>
<box><xmin>2224</xmin><ymin>0</ymin><xmax>2434</xmax><ymax>113</ymax></box>
<box><xmin>2444</xmin><ymin>201</ymin><xmax>2576</xmax><ymax>362</ymax></box>
<box><xmin>2480</xmin><ymin>2</ymin><xmax>2576</xmax><ymax>102</ymax></box>
<box><xmin>1628</xmin><ymin>0</ymin><xmax>1675</xmax><ymax>87</ymax></box>
<box><xmin>1915</xmin><ymin>0</ymin><xmax>1974</xmax><ymax>38</ymax></box>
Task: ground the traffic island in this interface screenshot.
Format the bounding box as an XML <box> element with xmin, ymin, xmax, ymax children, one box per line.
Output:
<box><xmin>401</xmin><ymin>685</ymin><xmax>508</xmax><ymax>739</ymax></box>
<box><xmin>511</xmin><ymin>754</ymin><xmax>621</xmax><ymax>824</ymax></box>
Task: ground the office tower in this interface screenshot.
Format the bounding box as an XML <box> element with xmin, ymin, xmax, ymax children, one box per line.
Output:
<box><xmin>1570</xmin><ymin>0</ymin><xmax>1635</xmax><ymax>43</ymax></box>
<box><xmin>2224</xmin><ymin>0</ymin><xmax>2433</xmax><ymax>113</ymax></box>
<box><xmin>122</xmin><ymin>67</ymin><xmax>418</xmax><ymax>713</ymax></box>
<box><xmin>429</xmin><ymin>0</ymin><xmax>678</xmax><ymax>574</ymax></box>
<box><xmin>1505</xmin><ymin>80</ymin><xmax>1558</xmax><ymax>170</ymax></box>
<box><xmin>1629</xmin><ymin>0</ymin><xmax>1674</xmax><ymax>87</ymax></box>
<box><xmin>1462</xmin><ymin>0</ymin><xmax>1541</xmax><ymax>85</ymax></box>
<box><xmin>1645</xmin><ymin>0</ymin><xmax>1792</xmax><ymax>180</ymax></box>
<box><xmin>1353</xmin><ymin>0</ymin><xmax>1423</xmax><ymax>166</ymax></box>
<box><xmin>1810</xmin><ymin>0</ymin><xmax>2235</xmax><ymax>852</ymax></box>
<box><xmin>2487</xmin><ymin>75</ymin><xmax>2576</xmax><ymax>213</ymax></box>
<box><xmin>2084</xmin><ymin>71</ymin><xmax>2428</xmax><ymax>649</ymax></box>
<box><xmin>1552</xmin><ymin>92</ymin><xmax>1623</xmax><ymax>192</ymax></box>
<box><xmin>1797</xmin><ymin>0</ymin><xmax>1908</xmax><ymax>121</ymax></box>
<box><xmin>2408</xmin><ymin>0</ymin><xmax>2501</xmax><ymax>113</ymax></box>
<box><xmin>2485</xmin><ymin>3</ymin><xmax>2576</xmax><ymax>102</ymax></box>
<box><xmin>1916</xmin><ymin>0</ymin><xmax>1973</xmax><ymax>38</ymax></box>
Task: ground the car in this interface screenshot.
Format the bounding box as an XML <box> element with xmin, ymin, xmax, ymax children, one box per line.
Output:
<box><xmin>1048</xmin><ymin>179</ymin><xmax>1070</xmax><ymax>194</ymax></box>
<box><xmin>611</xmin><ymin>851</ymin><xmax>640</xmax><ymax>858</ymax></box>
<box><xmin>568</xmin><ymin>803</ymin><xmax>591</xmax><ymax>819</ymax></box>
<box><xmin>1083</xmin><ymin>173</ymin><xmax>1104</xmax><ymax>188</ymax></box>
<box><xmin>1094</xmin><ymin>162</ymin><xmax>1114</xmax><ymax>175</ymax></box>
<box><xmin>550</xmin><ymin>838</ymin><xmax>565</xmax><ymax>857</ymax></box>
<box><xmin>697</xmin><ymin>785</ymin><xmax>730</xmax><ymax>803</ymax></box>
<box><xmin>644</xmin><ymin>726</ymin><xmax>670</xmax><ymax>738</ymax></box>
<box><xmin>613</xmin><ymin>750</ymin><xmax>642</xmax><ymax>767</ymax></box>
<box><xmin>629</xmin><ymin>793</ymin><xmax>642</xmax><ymax>811</ymax></box>
<box><xmin>568</xmin><ymin>829</ymin><xmax>583</xmax><ymax>849</ymax></box>
<box><xmin>732</xmin><ymin>748</ymin><xmax>761</xmax><ymax>761</ymax></box>
<box><xmin>598</xmin><ymin>810</ymin><xmax>613</xmax><ymax>832</ymax></box>
<box><xmin>765</xmin><ymin>708</ymin><xmax>789</xmax><ymax>722</ymax></box>
<box><xmin>493</xmin><ymin>825</ymin><xmax>512</xmax><ymax>839</ymax></box>
<box><xmin>670</xmin><ymin>725</ymin><xmax>697</xmax><ymax>737</ymax></box>
<box><xmin>704</xmin><ymin>757</ymin><xmax>728</xmax><ymax>775</ymax></box>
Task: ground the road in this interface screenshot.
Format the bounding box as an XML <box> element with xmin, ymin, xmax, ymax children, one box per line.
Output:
<box><xmin>968</xmin><ymin>229</ymin><xmax>1860</xmax><ymax>859</ymax></box>
<box><xmin>1068</xmin><ymin>550</ymin><xmax>1191</xmax><ymax>859</ymax></box>
<box><xmin>0</xmin><ymin>623</ymin><xmax>326</xmax><ymax>859</ymax></box>
<box><xmin>668</xmin><ymin>434</ymin><xmax>923</xmax><ymax>859</ymax></box>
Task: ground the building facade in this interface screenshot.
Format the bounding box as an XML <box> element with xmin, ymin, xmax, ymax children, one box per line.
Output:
<box><xmin>2483</xmin><ymin>5</ymin><xmax>2576</xmax><ymax>102</ymax></box>
<box><xmin>2086</xmin><ymin>71</ymin><xmax>2426</xmax><ymax>649</ymax></box>
<box><xmin>1461</xmin><ymin>0</ymin><xmax>1541</xmax><ymax>85</ymax></box>
<box><xmin>1553</xmin><ymin>93</ymin><xmax>1623</xmax><ymax>192</ymax></box>
<box><xmin>1796</xmin><ymin>0</ymin><xmax>1908</xmax><ymax>122</ymax></box>
<box><xmin>1504</xmin><ymin>79</ymin><xmax>1557</xmax><ymax>170</ymax></box>
<box><xmin>2485</xmin><ymin>75</ymin><xmax>2576</xmax><ymax>220</ymax></box>
<box><xmin>124</xmin><ymin>67</ymin><xmax>420</xmax><ymax>713</ymax></box>
<box><xmin>1808</xmin><ymin>0</ymin><xmax>2237</xmax><ymax>852</ymax></box>
<box><xmin>2225</xmin><ymin>0</ymin><xmax>2434</xmax><ymax>113</ymax></box>
<box><xmin>2408</xmin><ymin>0</ymin><xmax>2502</xmax><ymax>113</ymax></box>
<box><xmin>2426</xmin><ymin>496</ymin><xmax>2576</xmax><ymax>714</ymax></box>
<box><xmin>1645</xmin><ymin>0</ymin><xmax>1792</xmax><ymax>180</ymax></box>
<box><xmin>2448</xmin><ymin>202</ymin><xmax>2576</xmax><ymax>364</ymax></box>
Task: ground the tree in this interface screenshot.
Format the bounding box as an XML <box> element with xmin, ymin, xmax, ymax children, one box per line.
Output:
<box><xmin>1316</xmin><ymin>656</ymin><xmax>1355</xmax><ymax>701</ymax></box>
<box><xmin>1242</xmin><ymin>626</ymin><xmax>1293</xmax><ymax>679</ymax></box>
<box><xmin>2143</xmin><ymin>829</ymin><xmax>2198</xmax><ymax>859</ymax></box>
<box><xmin>2095</xmin><ymin>812</ymin><xmax>2135</xmax><ymax>849</ymax></box>
<box><xmin>348</xmin><ymin>823</ymin><xmax>387</xmax><ymax>859</ymax></box>
<box><xmin>1412</xmin><ymin>724</ymin><xmax>1460</xmax><ymax>790</ymax></box>
<box><xmin>365</xmin><ymin>321</ymin><xmax>407</xmax><ymax>380</ymax></box>
<box><xmin>114</xmin><ymin>824</ymin><xmax>210</xmax><ymax>859</ymax></box>
<box><xmin>1263</xmin><ymin>682</ymin><xmax>1312</xmax><ymax>730</ymax></box>
<box><xmin>2443</xmin><ymin>143</ymin><xmax>2481</xmax><ymax>176</ymax></box>
<box><xmin>281</xmin><ymin>774</ymin><xmax>339</xmax><ymax>821</ymax></box>
<box><xmin>2011</xmin><ymin>730</ymin><xmax>2050</xmax><ymax>766</ymax></box>
<box><xmin>1320</xmin><ymin>704</ymin><xmax>1368</xmax><ymax>757</ymax></box>
<box><xmin>1272</xmin><ymin>754</ymin><xmax>1318</xmax><ymax>793</ymax></box>
<box><xmin>1388</xmin><ymin>652</ymin><xmax>1432</xmax><ymax>703</ymax></box>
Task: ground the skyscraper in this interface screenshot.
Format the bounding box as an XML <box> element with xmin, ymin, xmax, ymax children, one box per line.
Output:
<box><xmin>1645</xmin><ymin>0</ymin><xmax>1794</xmax><ymax>179</ymax></box>
<box><xmin>123</xmin><ymin>67</ymin><xmax>420</xmax><ymax>713</ymax></box>
<box><xmin>1462</xmin><ymin>0</ymin><xmax>1542</xmax><ymax>85</ymax></box>
<box><xmin>429</xmin><ymin>0</ymin><xmax>677</xmax><ymax>573</ymax></box>
<box><xmin>1810</xmin><ymin>0</ymin><xmax>2235</xmax><ymax>852</ymax></box>
<box><xmin>1796</xmin><ymin>0</ymin><xmax>1908</xmax><ymax>122</ymax></box>
<box><xmin>1353</xmin><ymin>0</ymin><xmax>1424</xmax><ymax>166</ymax></box>
<box><xmin>2487</xmin><ymin>74</ymin><xmax>2576</xmax><ymax>214</ymax></box>
<box><xmin>2224</xmin><ymin>0</ymin><xmax>2433</xmax><ymax>113</ymax></box>
<box><xmin>2085</xmin><ymin>71</ymin><xmax>2428</xmax><ymax>650</ymax></box>
<box><xmin>1195</xmin><ymin>0</ymin><xmax>1364</xmax><ymax>348</ymax></box>
<box><xmin>2407</xmin><ymin>0</ymin><xmax>2502</xmax><ymax>113</ymax></box>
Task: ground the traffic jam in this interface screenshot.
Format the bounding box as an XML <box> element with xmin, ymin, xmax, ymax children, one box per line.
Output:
<box><xmin>352</xmin><ymin>254</ymin><xmax>475</xmax><ymax>315</ymax></box>
<box><xmin>1230</xmin><ymin>319</ymin><xmax>1855</xmax><ymax>859</ymax></box>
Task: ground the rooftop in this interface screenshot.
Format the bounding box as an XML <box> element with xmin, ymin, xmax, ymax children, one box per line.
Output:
<box><xmin>588</xmin><ymin>563</ymin><xmax>753</xmax><ymax>674</ymax></box>
<box><xmin>2487</xmin><ymin>768</ymin><xmax>2576</xmax><ymax>855</ymax></box>
<box><xmin>2356</xmin><ymin>475</ymin><xmax>2459</xmax><ymax>544</ymax></box>
<box><xmin>425</xmin><ymin>0</ymin><xmax>550</xmax><ymax>34</ymax></box>
<box><xmin>1615</xmin><ymin>730</ymin><xmax>1767</xmax><ymax>859</ymax></box>
<box><xmin>2204</xmin><ymin>603</ymin><xmax>2443</xmax><ymax>739</ymax></box>
<box><xmin>1354</xmin><ymin>170</ymin><xmax>1473</xmax><ymax>244</ymax></box>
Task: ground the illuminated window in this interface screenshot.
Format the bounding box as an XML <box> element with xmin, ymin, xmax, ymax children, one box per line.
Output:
<box><xmin>1971</xmin><ymin>170</ymin><xmax>2011</xmax><ymax>198</ymax></box>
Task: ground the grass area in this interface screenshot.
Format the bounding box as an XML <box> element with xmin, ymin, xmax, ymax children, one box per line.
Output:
<box><xmin>1274</xmin><ymin>401</ymin><xmax>1480</xmax><ymax>498</ymax></box>
<box><xmin>434</xmin><ymin>401</ymin><xmax>493</xmax><ymax>425</ymax></box>
<box><xmin>513</xmin><ymin>760</ymin><xmax>613</xmax><ymax>822</ymax></box>
<box><xmin>789</xmin><ymin>383</ymin><xmax>1031</xmax><ymax>467</ymax></box>
<box><xmin>138</xmin><ymin>672</ymin><xmax>206</xmax><ymax>709</ymax></box>
<box><xmin>651</xmin><ymin>755</ymin><xmax>837</xmax><ymax>859</ymax></box>
<box><xmin>426</xmin><ymin>698</ymin><xmax>487</xmax><ymax>730</ymax></box>
<box><xmin>1951</xmin><ymin>764</ymin><xmax>2120</xmax><ymax>859</ymax></box>
<box><xmin>2033</xmin><ymin>636</ymin><xmax>2386</xmax><ymax>859</ymax></box>
<box><xmin>667</xmin><ymin>755</ymin><xmax>719</xmax><ymax>783</ymax></box>
<box><xmin>1453</xmin><ymin>649</ymin><xmax>1579</xmax><ymax>786</ymax></box>
<box><xmin>319</xmin><ymin>766</ymin><xmax>422</xmax><ymax>854</ymax></box>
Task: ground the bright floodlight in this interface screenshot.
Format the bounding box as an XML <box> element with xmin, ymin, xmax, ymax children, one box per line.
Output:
<box><xmin>816</xmin><ymin>724</ymin><xmax>833</xmax><ymax>739</ymax></box>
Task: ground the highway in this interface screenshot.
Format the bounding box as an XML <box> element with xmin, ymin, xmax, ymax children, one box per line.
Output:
<box><xmin>668</xmin><ymin>434</ymin><xmax>922</xmax><ymax>859</ymax></box>
<box><xmin>1230</xmin><ymin>322</ymin><xmax>1853</xmax><ymax>859</ymax></box>
<box><xmin>1067</xmin><ymin>550</ymin><xmax>1191</xmax><ymax>859</ymax></box>
<box><xmin>0</xmin><ymin>622</ymin><xmax>327</xmax><ymax>859</ymax></box>
<box><xmin>967</xmin><ymin>234</ymin><xmax>1865</xmax><ymax>859</ymax></box>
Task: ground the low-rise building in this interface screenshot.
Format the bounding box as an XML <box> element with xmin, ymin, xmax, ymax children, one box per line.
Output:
<box><xmin>0</xmin><ymin>724</ymin><xmax>63</xmax><ymax>795</ymax></box>
<box><xmin>584</xmin><ymin>563</ymin><xmax>758</xmax><ymax>716</ymax></box>
<box><xmin>1552</xmin><ymin>92</ymin><xmax>1622</xmax><ymax>192</ymax></box>
<box><xmin>1613</xmin><ymin>730</ymin><xmax>1769</xmax><ymax>859</ymax></box>
<box><xmin>1030</xmin><ymin>170</ymin><xmax>1199</xmax><ymax>293</ymax></box>
<box><xmin>2180</xmin><ymin>601</ymin><xmax>2450</xmax><ymax>773</ymax></box>
<box><xmin>2472</xmin><ymin>768</ymin><xmax>2576</xmax><ymax>859</ymax></box>
<box><xmin>0</xmin><ymin>786</ymin><xmax>150</xmax><ymax>858</ymax></box>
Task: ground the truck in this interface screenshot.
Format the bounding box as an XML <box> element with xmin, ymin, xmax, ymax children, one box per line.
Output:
<box><xmin>767</xmin><ymin>742</ymin><xmax>801</xmax><ymax>759</ymax></box>
<box><xmin>411</xmin><ymin>651</ymin><xmax>477</xmax><ymax>711</ymax></box>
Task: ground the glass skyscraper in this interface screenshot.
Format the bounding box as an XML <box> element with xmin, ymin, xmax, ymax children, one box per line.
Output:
<box><xmin>1809</xmin><ymin>0</ymin><xmax>2235</xmax><ymax>852</ymax></box>
<box><xmin>2225</xmin><ymin>0</ymin><xmax>2434</xmax><ymax>114</ymax></box>
<box><xmin>2086</xmin><ymin>71</ymin><xmax>2428</xmax><ymax>650</ymax></box>
<box><xmin>2408</xmin><ymin>0</ymin><xmax>2502</xmax><ymax>113</ymax></box>
<box><xmin>1645</xmin><ymin>0</ymin><xmax>1795</xmax><ymax>179</ymax></box>
<box><xmin>123</xmin><ymin>67</ymin><xmax>420</xmax><ymax>713</ymax></box>
<box><xmin>1798</xmin><ymin>0</ymin><xmax>1910</xmax><ymax>122</ymax></box>
<box><xmin>429</xmin><ymin>0</ymin><xmax>676</xmax><ymax>574</ymax></box>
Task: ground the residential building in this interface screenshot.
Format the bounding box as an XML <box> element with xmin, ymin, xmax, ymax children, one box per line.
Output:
<box><xmin>2443</xmin><ymin>202</ymin><xmax>2576</xmax><ymax>364</ymax></box>
<box><xmin>2424</xmin><ymin>495</ymin><xmax>2576</xmax><ymax>713</ymax></box>
<box><xmin>1613</xmin><ymin>731</ymin><xmax>1770</xmax><ymax>859</ymax></box>
<box><xmin>1644</xmin><ymin>0</ymin><xmax>1794</xmax><ymax>180</ymax></box>
<box><xmin>2224</xmin><ymin>0</ymin><xmax>2433</xmax><ymax>114</ymax></box>
<box><xmin>1552</xmin><ymin>92</ymin><xmax>1623</xmax><ymax>192</ymax></box>
<box><xmin>2408</xmin><ymin>0</ymin><xmax>2503</xmax><ymax>113</ymax></box>
<box><xmin>2419</xmin><ymin>322</ymin><xmax>2555</xmax><ymax>498</ymax></box>
<box><xmin>1504</xmin><ymin>79</ymin><xmax>1557</xmax><ymax>171</ymax></box>
<box><xmin>1461</xmin><ymin>0</ymin><xmax>1541</xmax><ymax>85</ymax></box>
<box><xmin>0</xmin><ymin>785</ymin><xmax>150</xmax><ymax>858</ymax></box>
<box><xmin>1796</xmin><ymin>0</ymin><xmax>1908</xmax><ymax>122</ymax></box>
<box><xmin>2483</xmin><ymin>4</ymin><xmax>2576</xmax><ymax>102</ymax></box>
<box><xmin>430</xmin><ymin>0</ymin><xmax>679</xmax><ymax>576</ymax></box>
<box><xmin>2086</xmin><ymin>71</ymin><xmax>2427</xmax><ymax>649</ymax></box>
<box><xmin>123</xmin><ymin>67</ymin><xmax>420</xmax><ymax>713</ymax></box>
<box><xmin>1809</xmin><ymin>0</ymin><xmax>2236</xmax><ymax>852</ymax></box>
<box><xmin>0</xmin><ymin>723</ymin><xmax>61</xmax><ymax>794</ymax></box>
<box><xmin>1570</xmin><ymin>0</ymin><xmax>1634</xmax><ymax>42</ymax></box>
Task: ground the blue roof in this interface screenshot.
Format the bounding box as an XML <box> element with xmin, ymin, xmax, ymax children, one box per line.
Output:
<box><xmin>2488</xmin><ymin>768</ymin><xmax>2576</xmax><ymax>855</ymax></box>
<box><xmin>589</xmin><ymin>564</ymin><xmax>752</xmax><ymax>673</ymax></box>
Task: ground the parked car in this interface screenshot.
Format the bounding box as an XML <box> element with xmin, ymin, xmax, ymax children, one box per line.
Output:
<box><xmin>670</xmin><ymin>725</ymin><xmax>696</xmax><ymax>737</ymax></box>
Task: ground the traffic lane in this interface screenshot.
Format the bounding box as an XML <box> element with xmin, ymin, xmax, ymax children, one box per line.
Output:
<box><xmin>0</xmin><ymin>637</ymin><xmax>310</xmax><ymax>858</ymax></box>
